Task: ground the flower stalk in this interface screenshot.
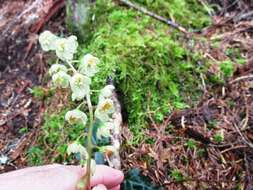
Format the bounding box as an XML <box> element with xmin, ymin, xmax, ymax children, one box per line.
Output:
<box><xmin>83</xmin><ymin>93</ymin><xmax>94</xmax><ymax>189</ymax></box>
<box><xmin>38</xmin><ymin>30</ymin><xmax>119</xmax><ymax>190</ymax></box>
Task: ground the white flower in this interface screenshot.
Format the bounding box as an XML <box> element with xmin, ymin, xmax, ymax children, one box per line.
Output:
<box><xmin>70</xmin><ymin>73</ymin><xmax>91</xmax><ymax>101</ymax></box>
<box><xmin>52</xmin><ymin>71</ymin><xmax>70</xmax><ymax>88</ymax></box>
<box><xmin>49</xmin><ymin>64</ymin><xmax>68</xmax><ymax>76</ymax></box>
<box><xmin>55</xmin><ymin>35</ymin><xmax>78</xmax><ymax>61</ymax></box>
<box><xmin>65</xmin><ymin>109</ymin><xmax>87</xmax><ymax>125</ymax></box>
<box><xmin>79</xmin><ymin>54</ymin><xmax>100</xmax><ymax>77</ymax></box>
<box><xmin>103</xmin><ymin>145</ymin><xmax>118</xmax><ymax>154</ymax></box>
<box><xmin>95</xmin><ymin>99</ymin><xmax>114</xmax><ymax>122</ymax></box>
<box><xmin>99</xmin><ymin>85</ymin><xmax>115</xmax><ymax>101</ymax></box>
<box><xmin>39</xmin><ymin>30</ymin><xmax>58</xmax><ymax>51</ymax></box>
<box><xmin>97</xmin><ymin>122</ymin><xmax>114</xmax><ymax>139</ymax></box>
<box><xmin>67</xmin><ymin>142</ymin><xmax>88</xmax><ymax>160</ymax></box>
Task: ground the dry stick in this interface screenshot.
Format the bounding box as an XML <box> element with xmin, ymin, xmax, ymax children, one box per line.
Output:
<box><xmin>118</xmin><ymin>0</ymin><xmax>189</xmax><ymax>34</ymax></box>
<box><xmin>229</xmin><ymin>74</ymin><xmax>253</xmax><ymax>84</ymax></box>
<box><xmin>233</xmin><ymin>123</ymin><xmax>253</xmax><ymax>149</ymax></box>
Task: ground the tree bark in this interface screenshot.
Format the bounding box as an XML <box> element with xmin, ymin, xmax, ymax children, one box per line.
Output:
<box><xmin>0</xmin><ymin>0</ymin><xmax>62</xmax><ymax>70</ymax></box>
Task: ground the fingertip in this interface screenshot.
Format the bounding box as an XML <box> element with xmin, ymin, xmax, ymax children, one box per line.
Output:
<box><xmin>91</xmin><ymin>165</ymin><xmax>124</xmax><ymax>188</ymax></box>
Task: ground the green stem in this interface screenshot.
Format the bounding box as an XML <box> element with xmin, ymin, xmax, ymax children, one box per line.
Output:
<box><xmin>84</xmin><ymin>93</ymin><xmax>93</xmax><ymax>189</ymax></box>
<box><xmin>77</xmin><ymin>101</ymin><xmax>86</xmax><ymax>109</ymax></box>
<box><xmin>67</xmin><ymin>61</ymin><xmax>77</xmax><ymax>73</ymax></box>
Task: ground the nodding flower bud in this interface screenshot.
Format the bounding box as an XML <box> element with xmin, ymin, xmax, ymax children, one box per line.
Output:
<box><xmin>55</xmin><ymin>35</ymin><xmax>78</xmax><ymax>61</ymax></box>
<box><xmin>99</xmin><ymin>85</ymin><xmax>115</xmax><ymax>101</ymax></box>
<box><xmin>96</xmin><ymin>122</ymin><xmax>114</xmax><ymax>140</ymax></box>
<box><xmin>49</xmin><ymin>64</ymin><xmax>68</xmax><ymax>76</ymax></box>
<box><xmin>52</xmin><ymin>71</ymin><xmax>70</xmax><ymax>88</ymax></box>
<box><xmin>67</xmin><ymin>142</ymin><xmax>88</xmax><ymax>160</ymax></box>
<box><xmin>70</xmin><ymin>73</ymin><xmax>91</xmax><ymax>101</ymax></box>
<box><xmin>79</xmin><ymin>54</ymin><xmax>100</xmax><ymax>77</ymax></box>
<box><xmin>95</xmin><ymin>99</ymin><xmax>115</xmax><ymax>122</ymax></box>
<box><xmin>65</xmin><ymin>109</ymin><xmax>88</xmax><ymax>125</ymax></box>
<box><xmin>39</xmin><ymin>30</ymin><xmax>58</xmax><ymax>51</ymax></box>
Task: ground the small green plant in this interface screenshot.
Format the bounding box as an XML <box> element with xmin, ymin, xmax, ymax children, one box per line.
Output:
<box><xmin>213</xmin><ymin>130</ymin><xmax>224</xmax><ymax>143</ymax></box>
<box><xmin>208</xmin><ymin>119</ymin><xmax>217</xmax><ymax>129</ymax></box>
<box><xmin>184</xmin><ymin>139</ymin><xmax>197</xmax><ymax>150</ymax></box>
<box><xmin>39</xmin><ymin>31</ymin><xmax>118</xmax><ymax>189</ymax></box>
<box><xmin>27</xmin><ymin>146</ymin><xmax>45</xmax><ymax>165</ymax></box>
<box><xmin>220</xmin><ymin>60</ymin><xmax>234</xmax><ymax>78</ymax></box>
<box><xmin>18</xmin><ymin>127</ymin><xmax>28</xmax><ymax>134</ymax></box>
<box><xmin>29</xmin><ymin>86</ymin><xmax>52</xmax><ymax>99</ymax></box>
<box><xmin>197</xmin><ymin>148</ymin><xmax>206</xmax><ymax>158</ymax></box>
<box><xmin>170</xmin><ymin>169</ymin><xmax>184</xmax><ymax>182</ymax></box>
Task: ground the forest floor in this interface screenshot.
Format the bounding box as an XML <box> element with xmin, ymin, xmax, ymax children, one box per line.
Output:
<box><xmin>0</xmin><ymin>0</ymin><xmax>253</xmax><ymax>189</ymax></box>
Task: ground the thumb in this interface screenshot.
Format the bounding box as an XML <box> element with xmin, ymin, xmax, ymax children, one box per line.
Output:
<box><xmin>92</xmin><ymin>184</ymin><xmax>108</xmax><ymax>190</ymax></box>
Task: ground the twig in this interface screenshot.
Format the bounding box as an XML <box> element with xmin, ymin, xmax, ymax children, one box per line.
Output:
<box><xmin>233</xmin><ymin>123</ymin><xmax>253</xmax><ymax>148</ymax></box>
<box><xmin>229</xmin><ymin>74</ymin><xmax>253</xmax><ymax>84</ymax></box>
<box><xmin>118</xmin><ymin>0</ymin><xmax>189</xmax><ymax>34</ymax></box>
<box><xmin>220</xmin><ymin>145</ymin><xmax>247</xmax><ymax>154</ymax></box>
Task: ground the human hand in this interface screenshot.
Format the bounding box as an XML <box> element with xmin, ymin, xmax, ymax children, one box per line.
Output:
<box><xmin>0</xmin><ymin>164</ymin><xmax>124</xmax><ymax>190</ymax></box>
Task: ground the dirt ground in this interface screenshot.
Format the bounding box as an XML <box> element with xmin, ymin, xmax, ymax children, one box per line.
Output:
<box><xmin>0</xmin><ymin>0</ymin><xmax>64</xmax><ymax>173</ymax></box>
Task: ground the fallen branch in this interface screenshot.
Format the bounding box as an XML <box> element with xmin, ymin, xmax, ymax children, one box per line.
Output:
<box><xmin>118</xmin><ymin>0</ymin><xmax>189</xmax><ymax>34</ymax></box>
<box><xmin>229</xmin><ymin>74</ymin><xmax>253</xmax><ymax>84</ymax></box>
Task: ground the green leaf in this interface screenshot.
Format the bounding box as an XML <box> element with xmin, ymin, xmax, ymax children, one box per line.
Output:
<box><xmin>122</xmin><ymin>168</ymin><xmax>163</xmax><ymax>190</ymax></box>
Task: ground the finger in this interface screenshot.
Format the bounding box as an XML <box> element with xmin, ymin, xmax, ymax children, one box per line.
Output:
<box><xmin>91</xmin><ymin>165</ymin><xmax>124</xmax><ymax>189</ymax></box>
<box><xmin>109</xmin><ymin>185</ymin><xmax>120</xmax><ymax>190</ymax></box>
<box><xmin>0</xmin><ymin>164</ymin><xmax>61</xmax><ymax>178</ymax></box>
<box><xmin>92</xmin><ymin>184</ymin><xmax>108</xmax><ymax>190</ymax></box>
<box><xmin>64</xmin><ymin>165</ymin><xmax>85</xmax><ymax>177</ymax></box>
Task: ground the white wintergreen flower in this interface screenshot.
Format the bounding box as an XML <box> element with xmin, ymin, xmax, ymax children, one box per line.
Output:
<box><xmin>67</xmin><ymin>142</ymin><xmax>88</xmax><ymax>160</ymax></box>
<box><xmin>65</xmin><ymin>109</ymin><xmax>87</xmax><ymax>125</ymax></box>
<box><xmin>52</xmin><ymin>71</ymin><xmax>70</xmax><ymax>88</ymax></box>
<box><xmin>99</xmin><ymin>85</ymin><xmax>115</xmax><ymax>101</ymax></box>
<box><xmin>79</xmin><ymin>54</ymin><xmax>100</xmax><ymax>77</ymax></box>
<box><xmin>103</xmin><ymin>145</ymin><xmax>118</xmax><ymax>154</ymax></box>
<box><xmin>39</xmin><ymin>30</ymin><xmax>58</xmax><ymax>51</ymax></box>
<box><xmin>96</xmin><ymin>122</ymin><xmax>114</xmax><ymax>139</ymax></box>
<box><xmin>49</xmin><ymin>64</ymin><xmax>68</xmax><ymax>76</ymax></box>
<box><xmin>55</xmin><ymin>35</ymin><xmax>78</xmax><ymax>61</ymax></box>
<box><xmin>95</xmin><ymin>99</ymin><xmax>114</xmax><ymax>122</ymax></box>
<box><xmin>70</xmin><ymin>73</ymin><xmax>91</xmax><ymax>101</ymax></box>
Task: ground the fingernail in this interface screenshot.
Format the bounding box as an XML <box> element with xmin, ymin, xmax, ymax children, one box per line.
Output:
<box><xmin>92</xmin><ymin>184</ymin><xmax>107</xmax><ymax>190</ymax></box>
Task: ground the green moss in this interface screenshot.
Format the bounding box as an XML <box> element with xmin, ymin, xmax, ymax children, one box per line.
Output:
<box><xmin>27</xmin><ymin>110</ymin><xmax>86</xmax><ymax>164</ymax></box>
<box><xmin>78</xmin><ymin>0</ymin><xmax>208</xmax><ymax>144</ymax></box>
<box><xmin>134</xmin><ymin>0</ymin><xmax>211</xmax><ymax>29</ymax></box>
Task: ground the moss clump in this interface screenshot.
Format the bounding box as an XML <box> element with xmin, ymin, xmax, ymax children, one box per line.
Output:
<box><xmin>76</xmin><ymin>0</ymin><xmax>209</xmax><ymax>144</ymax></box>
<box><xmin>27</xmin><ymin>111</ymin><xmax>85</xmax><ymax>165</ymax></box>
<box><xmin>134</xmin><ymin>0</ymin><xmax>211</xmax><ymax>29</ymax></box>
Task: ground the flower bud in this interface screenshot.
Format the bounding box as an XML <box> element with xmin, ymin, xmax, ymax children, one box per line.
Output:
<box><xmin>52</xmin><ymin>71</ymin><xmax>70</xmax><ymax>88</ymax></box>
<box><xmin>67</xmin><ymin>142</ymin><xmax>88</xmax><ymax>160</ymax></box>
<box><xmin>79</xmin><ymin>54</ymin><xmax>100</xmax><ymax>77</ymax></box>
<box><xmin>96</xmin><ymin>122</ymin><xmax>114</xmax><ymax>139</ymax></box>
<box><xmin>55</xmin><ymin>35</ymin><xmax>78</xmax><ymax>61</ymax></box>
<box><xmin>39</xmin><ymin>30</ymin><xmax>58</xmax><ymax>51</ymax></box>
<box><xmin>99</xmin><ymin>85</ymin><xmax>115</xmax><ymax>101</ymax></box>
<box><xmin>95</xmin><ymin>99</ymin><xmax>114</xmax><ymax>122</ymax></box>
<box><xmin>65</xmin><ymin>109</ymin><xmax>88</xmax><ymax>125</ymax></box>
<box><xmin>49</xmin><ymin>64</ymin><xmax>68</xmax><ymax>76</ymax></box>
<box><xmin>70</xmin><ymin>73</ymin><xmax>91</xmax><ymax>101</ymax></box>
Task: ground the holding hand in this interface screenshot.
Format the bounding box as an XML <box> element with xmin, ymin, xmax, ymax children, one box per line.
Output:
<box><xmin>0</xmin><ymin>164</ymin><xmax>124</xmax><ymax>190</ymax></box>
